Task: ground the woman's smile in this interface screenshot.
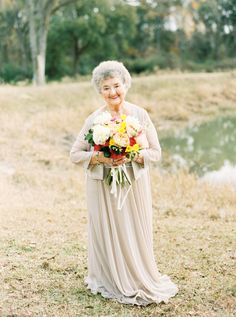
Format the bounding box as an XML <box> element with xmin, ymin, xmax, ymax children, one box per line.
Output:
<box><xmin>110</xmin><ymin>95</ymin><xmax>119</xmax><ymax>99</ymax></box>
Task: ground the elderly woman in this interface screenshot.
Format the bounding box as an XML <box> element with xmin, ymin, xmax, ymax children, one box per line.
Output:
<box><xmin>70</xmin><ymin>60</ymin><xmax>178</xmax><ymax>306</ymax></box>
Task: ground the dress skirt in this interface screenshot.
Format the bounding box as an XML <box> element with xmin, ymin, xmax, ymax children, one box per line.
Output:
<box><xmin>84</xmin><ymin>165</ymin><xmax>178</xmax><ymax>306</ymax></box>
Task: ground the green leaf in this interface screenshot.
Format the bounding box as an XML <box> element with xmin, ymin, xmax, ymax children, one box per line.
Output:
<box><xmin>84</xmin><ymin>129</ymin><xmax>94</xmax><ymax>146</ymax></box>
<box><xmin>101</xmin><ymin>147</ymin><xmax>111</xmax><ymax>157</ymax></box>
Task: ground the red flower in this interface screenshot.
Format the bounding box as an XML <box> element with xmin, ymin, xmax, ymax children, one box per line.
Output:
<box><xmin>94</xmin><ymin>144</ymin><xmax>102</xmax><ymax>151</ymax></box>
<box><xmin>129</xmin><ymin>137</ymin><xmax>136</xmax><ymax>146</ymax></box>
<box><xmin>111</xmin><ymin>152</ymin><xmax>125</xmax><ymax>159</ymax></box>
<box><xmin>104</xmin><ymin>140</ymin><xmax>110</xmax><ymax>147</ymax></box>
<box><xmin>110</xmin><ymin>147</ymin><xmax>126</xmax><ymax>159</ymax></box>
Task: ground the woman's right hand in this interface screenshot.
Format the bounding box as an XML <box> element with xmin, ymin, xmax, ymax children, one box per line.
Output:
<box><xmin>90</xmin><ymin>152</ymin><xmax>128</xmax><ymax>166</ymax></box>
<box><xmin>99</xmin><ymin>153</ymin><xmax>113</xmax><ymax>166</ymax></box>
<box><xmin>90</xmin><ymin>151</ymin><xmax>113</xmax><ymax>166</ymax></box>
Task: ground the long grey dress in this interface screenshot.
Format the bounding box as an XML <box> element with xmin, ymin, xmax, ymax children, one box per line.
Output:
<box><xmin>70</xmin><ymin>102</ymin><xmax>178</xmax><ymax>306</ymax></box>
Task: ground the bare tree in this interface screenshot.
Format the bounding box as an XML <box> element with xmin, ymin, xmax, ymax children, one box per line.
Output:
<box><xmin>27</xmin><ymin>0</ymin><xmax>78</xmax><ymax>85</ymax></box>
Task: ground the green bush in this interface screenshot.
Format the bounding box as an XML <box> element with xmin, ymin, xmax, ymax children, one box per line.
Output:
<box><xmin>125</xmin><ymin>57</ymin><xmax>157</xmax><ymax>74</ymax></box>
<box><xmin>181</xmin><ymin>58</ymin><xmax>236</xmax><ymax>73</ymax></box>
<box><xmin>215</xmin><ymin>58</ymin><xmax>236</xmax><ymax>70</ymax></box>
<box><xmin>0</xmin><ymin>64</ymin><xmax>32</xmax><ymax>83</ymax></box>
<box><xmin>124</xmin><ymin>53</ymin><xmax>181</xmax><ymax>74</ymax></box>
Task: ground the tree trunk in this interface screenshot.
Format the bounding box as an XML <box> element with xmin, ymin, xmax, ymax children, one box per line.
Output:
<box><xmin>27</xmin><ymin>0</ymin><xmax>78</xmax><ymax>85</ymax></box>
<box><xmin>27</xmin><ymin>0</ymin><xmax>56</xmax><ymax>85</ymax></box>
<box><xmin>73</xmin><ymin>39</ymin><xmax>90</xmax><ymax>75</ymax></box>
<box><xmin>37</xmin><ymin>10</ymin><xmax>49</xmax><ymax>85</ymax></box>
<box><xmin>73</xmin><ymin>38</ymin><xmax>80</xmax><ymax>75</ymax></box>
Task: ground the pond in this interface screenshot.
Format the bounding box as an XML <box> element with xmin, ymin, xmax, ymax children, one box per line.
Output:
<box><xmin>160</xmin><ymin>114</ymin><xmax>236</xmax><ymax>185</ymax></box>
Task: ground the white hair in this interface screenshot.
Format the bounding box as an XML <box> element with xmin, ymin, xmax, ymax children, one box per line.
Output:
<box><xmin>91</xmin><ymin>60</ymin><xmax>132</xmax><ymax>93</ymax></box>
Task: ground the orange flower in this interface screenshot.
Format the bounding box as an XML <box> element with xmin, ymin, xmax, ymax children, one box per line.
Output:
<box><xmin>113</xmin><ymin>132</ymin><xmax>130</xmax><ymax>147</ymax></box>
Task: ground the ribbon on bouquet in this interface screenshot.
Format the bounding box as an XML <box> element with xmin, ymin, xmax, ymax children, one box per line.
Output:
<box><xmin>110</xmin><ymin>164</ymin><xmax>132</xmax><ymax>210</ymax></box>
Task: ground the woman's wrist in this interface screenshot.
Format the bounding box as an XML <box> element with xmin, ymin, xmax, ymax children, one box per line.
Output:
<box><xmin>134</xmin><ymin>153</ymin><xmax>144</xmax><ymax>165</ymax></box>
<box><xmin>91</xmin><ymin>151</ymin><xmax>101</xmax><ymax>165</ymax></box>
<box><xmin>95</xmin><ymin>151</ymin><xmax>102</xmax><ymax>164</ymax></box>
<box><xmin>95</xmin><ymin>151</ymin><xmax>100</xmax><ymax>164</ymax></box>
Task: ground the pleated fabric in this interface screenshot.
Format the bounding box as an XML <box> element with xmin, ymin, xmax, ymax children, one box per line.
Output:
<box><xmin>84</xmin><ymin>165</ymin><xmax>178</xmax><ymax>306</ymax></box>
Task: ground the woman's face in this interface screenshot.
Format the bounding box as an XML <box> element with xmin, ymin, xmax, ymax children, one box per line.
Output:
<box><xmin>100</xmin><ymin>77</ymin><xmax>126</xmax><ymax>108</ymax></box>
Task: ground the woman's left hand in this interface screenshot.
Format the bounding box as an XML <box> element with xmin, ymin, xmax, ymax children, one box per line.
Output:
<box><xmin>112</xmin><ymin>157</ymin><xmax>130</xmax><ymax>166</ymax></box>
<box><xmin>134</xmin><ymin>153</ymin><xmax>144</xmax><ymax>165</ymax></box>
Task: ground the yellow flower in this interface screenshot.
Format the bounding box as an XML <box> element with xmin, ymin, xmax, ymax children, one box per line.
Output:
<box><xmin>109</xmin><ymin>138</ymin><xmax>115</xmax><ymax>146</ymax></box>
<box><xmin>121</xmin><ymin>114</ymin><xmax>127</xmax><ymax>120</ymax></box>
<box><xmin>118</xmin><ymin>127</ymin><xmax>126</xmax><ymax>133</ymax></box>
<box><xmin>132</xmin><ymin>144</ymin><xmax>140</xmax><ymax>152</ymax></box>
<box><xmin>121</xmin><ymin>121</ymin><xmax>126</xmax><ymax>129</ymax></box>
<box><xmin>125</xmin><ymin>145</ymin><xmax>132</xmax><ymax>153</ymax></box>
<box><xmin>118</xmin><ymin>121</ymin><xmax>126</xmax><ymax>133</ymax></box>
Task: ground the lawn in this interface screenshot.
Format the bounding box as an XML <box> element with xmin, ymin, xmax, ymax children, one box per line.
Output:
<box><xmin>0</xmin><ymin>71</ymin><xmax>235</xmax><ymax>316</ymax></box>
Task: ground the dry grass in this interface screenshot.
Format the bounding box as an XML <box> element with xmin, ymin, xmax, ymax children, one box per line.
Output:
<box><xmin>0</xmin><ymin>72</ymin><xmax>236</xmax><ymax>316</ymax></box>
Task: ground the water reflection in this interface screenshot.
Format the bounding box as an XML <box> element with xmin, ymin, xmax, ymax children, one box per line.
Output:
<box><xmin>201</xmin><ymin>161</ymin><xmax>236</xmax><ymax>186</ymax></box>
<box><xmin>160</xmin><ymin>115</ymin><xmax>236</xmax><ymax>177</ymax></box>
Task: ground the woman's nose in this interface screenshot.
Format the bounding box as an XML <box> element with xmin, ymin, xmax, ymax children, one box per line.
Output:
<box><xmin>109</xmin><ymin>87</ymin><xmax>116</xmax><ymax>95</ymax></box>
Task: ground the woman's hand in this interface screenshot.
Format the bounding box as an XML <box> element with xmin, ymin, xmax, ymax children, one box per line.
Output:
<box><xmin>133</xmin><ymin>153</ymin><xmax>144</xmax><ymax>165</ymax></box>
<box><xmin>90</xmin><ymin>152</ymin><xmax>131</xmax><ymax>167</ymax></box>
<box><xmin>90</xmin><ymin>152</ymin><xmax>114</xmax><ymax>166</ymax></box>
<box><xmin>101</xmin><ymin>155</ymin><xmax>129</xmax><ymax>167</ymax></box>
<box><xmin>111</xmin><ymin>157</ymin><xmax>130</xmax><ymax>166</ymax></box>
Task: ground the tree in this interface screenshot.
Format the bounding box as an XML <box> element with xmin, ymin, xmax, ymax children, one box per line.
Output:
<box><xmin>0</xmin><ymin>0</ymin><xmax>235</xmax><ymax>83</ymax></box>
<box><xmin>188</xmin><ymin>0</ymin><xmax>236</xmax><ymax>60</ymax></box>
<box><xmin>46</xmin><ymin>0</ymin><xmax>137</xmax><ymax>78</ymax></box>
<box><xmin>0</xmin><ymin>1</ymin><xmax>31</xmax><ymax>82</ymax></box>
<box><xmin>26</xmin><ymin>0</ymin><xmax>78</xmax><ymax>85</ymax></box>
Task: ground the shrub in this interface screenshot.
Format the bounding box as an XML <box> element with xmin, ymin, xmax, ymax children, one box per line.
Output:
<box><xmin>0</xmin><ymin>63</ymin><xmax>32</xmax><ymax>83</ymax></box>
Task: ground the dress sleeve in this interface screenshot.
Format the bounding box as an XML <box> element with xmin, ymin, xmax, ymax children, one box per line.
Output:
<box><xmin>70</xmin><ymin>117</ymin><xmax>93</xmax><ymax>170</ymax></box>
<box><xmin>139</xmin><ymin>110</ymin><xmax>162</xmax><ymax>166</ymax></box>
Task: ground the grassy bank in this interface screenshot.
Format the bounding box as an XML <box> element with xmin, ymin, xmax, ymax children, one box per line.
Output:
<box><xmin>0</xmin><ymin>72</ymin><xmax>235</xmax><ymax>316</ymax></box>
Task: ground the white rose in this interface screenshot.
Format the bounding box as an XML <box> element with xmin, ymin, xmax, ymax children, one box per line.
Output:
<box><xmin>93</xmin><ymin>124</ymin><xmax>110</xmax><ymax>145</ymax></box>
<box><xmin>93</xmin><ymin>111</ymin><xmax>112</xmax><ymax>125</ymax></box>
<box><xmin>126</xmin><ymin>116</ymin><xmax>142</xmax><ymax>137</ymax></box>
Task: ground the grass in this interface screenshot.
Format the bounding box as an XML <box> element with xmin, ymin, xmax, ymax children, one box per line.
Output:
<box><xmin>0</xmin><ymin>71</ymin><xmax>236</xmax><ymax>316</ymax></box>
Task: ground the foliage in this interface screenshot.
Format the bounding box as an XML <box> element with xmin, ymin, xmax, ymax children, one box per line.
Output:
<box><xmin>46</xmin><ymin>0</ymin><xmax>137</xmax><ymax>78</ymax></box>
<box><xmin>0</xmin><ymin>63</ymin><xmax>32</xmax><ymax>83</ymax></box>
<box><xmin>0</xmin><ymin>0</ymin><xmax>235</xmax><ymax>83</ymax></box>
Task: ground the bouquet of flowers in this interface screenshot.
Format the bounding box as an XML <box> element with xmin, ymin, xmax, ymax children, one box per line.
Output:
<box><xmin>84</xmin><ymin>111</ymin><xmax>148</xmax><ymax>189</ymax></box>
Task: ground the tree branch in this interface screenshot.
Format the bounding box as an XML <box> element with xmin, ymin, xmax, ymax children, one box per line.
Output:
<box><xmin>51</xmin><ymin>0</ymin><xmax>78</xmax><ymax>14</ymax></box>
<box><xmin>44</xmin><ymin>0</ymin><xmax>57</xmax><ymax>18</ymax></box>
<box><xmin>78</xmin><ymin>41</ymin><xmax>90</xmax><ymax>55</ymax></box>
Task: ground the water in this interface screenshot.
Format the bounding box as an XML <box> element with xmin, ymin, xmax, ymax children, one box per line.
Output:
<box><xmin>160</xmin><ymin>115</ymin><xmax>236</xmax><ymax>182</ymax></box>
<box><xmin>201</xmin><ymin>162</ymin><xmax>236</xmax><ymax>186</ymax></box>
